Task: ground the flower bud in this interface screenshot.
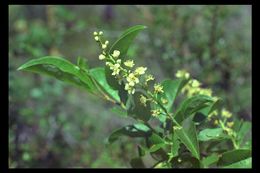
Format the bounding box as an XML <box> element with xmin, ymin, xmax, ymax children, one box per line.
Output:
<box><xmin>102</xmin><ymin>44</ymin><xmax>107</xmax><ymax>49</ymax></box>
<box><xmin>99</xmin><ymin>54</ymin><xmax>106</xmax><ymax>60</ymax></box>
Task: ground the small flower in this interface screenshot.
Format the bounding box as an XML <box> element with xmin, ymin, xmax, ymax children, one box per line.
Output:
<box><xmin>109</xmin><ymin>63</ymin><xmax>121</xmax><ymax>76</ymax></box>
<box><xmin>99</xmin><ymin>31</ymin><xmax>103</xmax><ymax>35</ymax></box>
<box><xmin>125</xmin><ymin>83</ymin><xmax>135</xmax><ymax>94</ymax></box>
<box><xmin>151</xmin><ymin>109</ymin><xmax>161</xmax><ymax>117</ymax></box>
<box><xmin>112</xmin><ymin>50</ymin><xmax>120</xmax><ymax>58</ymax></box>
<box><xmin>126</xmin><ymin>73</ymin><xmax>139</xmax><ymax>86</ymax></box>
<box><xmin>154</xmin><ymin>83</ymin><xmax>164</xmax><ymax>94</ymax></box>
<box><xmin>124</xmin><ymin>60</ymin><xmax>135</xmax><ymax>68</ymax></box>
<box><xmin>99</xmin><ymin>54</ymin><xmax>106</xmax><ymax>60</ymax></box>
<box><xmin>105</xmin><ymin>40</ymin><xmax>109</xmax><ymax>45</ymax></box>
<box><xmin>214</xmin><ymin>120</ymin><xmax>219</xmax><ymax>125</ymax></box>
<box><xmin>93</xmin><ymin>31</ymin><xmax>98</xmax><ymax>36</ymax></box>
<box><xmin>175</xmin><ymin>70</ymin><xmax>190</xmax><ymax>79</ymax></box>
<box><xmin>134</xmin><ymin>67</ymin><xmax>147</xmax><ymax>75</ymax></box>
<box><xmin>221</xmin><ymin>109</ymin><xmax>232</xmax><ymax>118</ymax></box>
<box><xmin>208</xmin><ymin>110</ymin><xmax>218</xmax><ymax>119</ymax></box>
<box><xmin>140</xmin><ymin>95</ymin><xmax>148</xmax><ymax>107</ymax></box>
<box><xmin>190</xmin><ymin>79</ymin><xmax>201</xmax><ymax>88</ymax></box>
<box><xmin>106</xmin><ymin>62</ymin><xmax>112</xmax><ymax>66</ymax></box>
<box><xmin>161</xmin><ymin>98</ymin><xmax>168</xmax><ymax>104</ymax></box>
<box><xmin>145</xmin><ymin>74</ymin><xmax>155</xmax><ymax>82</ymax></box>
<box><xmin>94</xmin><ymin>36</ymin><xmax>99</xmax><ymax>41</ymax></box>
<box><xmin>177</xmin><ymin>158</ymin><xmax>182</xmax><ymax>163</ymax></box>
<box><xmin>102</xmin><ymin>44</ymin><xmax>107</xmax><ymax>49</ymax></box>
<box><xmin>227</xmin><ymin>121</ymin><xmax>234</xmax><ymax>128</ymax></box>
<box><xmin>199</xmin><ymin>88</ymin><xmax>212</xmax><ymax>96</ymax></box>
<box><xmin>116</xmin><ymin>59</ymin><xmax>122</xmax><ymax>64</ymax></box>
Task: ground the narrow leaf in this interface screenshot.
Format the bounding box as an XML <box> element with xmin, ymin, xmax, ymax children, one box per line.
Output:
<box><xmin>159</xmin><ymin>78</ymin><xmax>188</xmax><ymax>111</ymax></box>
<box><xmin>217</xmin><ymin>149</ymin><xmax>251</xmax><ymax>167</ymax></box>
<box><xmin>107</xmin><ymin>123</ymin><xmax>151</xmax><ymax>144</ymax></box>
<box><xmin>174</xmin><ymin>95</ymin><xmax>214</xmax><ymax>123</ymax></box>
<box><xmin>106</xmin><ymin>25</ymin><xmax>147</xmax><ymax>90</ymax></box>
<box><xmin>18</xmin><ymin>56</ymin><xmax>96</xmax><ymax>92</ymax></box>
<box><xmin>89</xmin><ymin>67</ymin><xmax>120</xmax><ymax>102</ymax></box>
<box><xmin>175</xmin><ymin>118</ymin><xmax>200</xmax><ymax>160</ymax></box>
<box><xmin>198</xmin><ymin>128</ymin><xmax>230</xmax><ymax>141</ymax></box>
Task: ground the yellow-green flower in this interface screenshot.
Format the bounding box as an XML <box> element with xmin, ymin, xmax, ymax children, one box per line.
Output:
<box><xmin>161</xmin><ymin>98</ymin><xmax>168</xmax><ymax>104</ymax></box>
<box><xmin>125</xmin><ymin>83</ymin><xmax>135</xmax><ymax>94</ymax></box>
<box><xmin>190</xmin><ymin>79</ymin><xmax>201</xmax><ymax>87</ymax></box>
<box><xmin>124</xmin><ymin>60</ymin><xmax>135</xmax><ymax>68</ymax></box>
<box><xmin>175</xmin><ymin>70</ymin><xmax>190</xmax><ymax>79</ymax></box>
<box><xmin>99</xmin><ymin>54</ymin><xmax>106</xmax><ymax>60</ymax></box>
<box><xmin>126</xmin><ymin>73</ymin><xmax>139</xmax><ymax>86</ymax></box>
<box><xmin>151</xmin><ymin>109</ymin><xmax>161</xmax><ymax>117</ymax></box>
<box><xmin>109</xmin><ymin>63</ymin><xmax>121</xmax><ymax>76</ymax></box>
<box><xmin>221</xmin><ymin>109</ymin><xmax>232</xmax><ymax>118</ymax></box>
<box><xmin>140</xmin><ymin>95</ymin><xmax>147</xmax><ymax>106</ymax></box>
<box><xmin>154</xmin><ymin>83</ymin><xmax>164</xmax><ymax>94</ymax></box>
<box><xmin>214</xmin><ymin>120</ymin><xmax>219</xmax><ymax>125</ymax></box>
<box><xmin>145</xmin><ymin>74</ymin><xmax>155</xmax><ymax>82</ymax></box>
<box><xmin>99</xmin><ymin>31</ymin><xmax>103</xmax><ymax>35</ymax></box>
<box><xmin>227</xmin><ymin>121</ymin><xmax>234</xmax><ymax>128</ymax></box>
<box><xmin>102</xmin><ymin>44</ymin><xmax>107</xmax><ymax>49</ymax></box>
<box><xmin>94</xmin><ymin>36</ymin><xmax>99</xmax><ymax>41</ymax></box>
<box><xmin>134</xmin><ymin>67</ymin><xmax>147</xmax><ymax>75</ymax></box>
<box><xmin>116</xmin><ymin>59</ymin><xmax>122</xmax><ymax>64</ymax></box>
<box><xmin>93</xmin><ymin>31</ymin><xmax>98</xmax><ymax>36</ymax></box>
<box><xmin>199</xmin><ymin>88</ymin><xmax>212</xmax><ymax>96</ymax></box>
<box><xmin>112</xmin><ymin>50</ymin><xmax>120</xmax><ymax>58</ymax></box>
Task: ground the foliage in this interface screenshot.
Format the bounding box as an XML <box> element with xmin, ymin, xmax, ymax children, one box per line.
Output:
<box><xmin>17</xmin><ymin>25</ymin><xmax>251</xmax><ymax>168</ymax></box>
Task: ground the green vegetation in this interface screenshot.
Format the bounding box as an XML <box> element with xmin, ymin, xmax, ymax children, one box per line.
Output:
<box><xmin>9</xmin><ymin>5</ymin><xmax>251</xmax><ymax>168</ymax></box>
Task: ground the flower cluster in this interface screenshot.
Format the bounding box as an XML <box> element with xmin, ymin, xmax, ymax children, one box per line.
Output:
<box><xmin>93</xmin><ymin>31</ymin><xmax>159</xmax><ymax>96</ymax></box>
<box><xmin>175</xmin><ymin>69</ymin><xmax>237</xmax><ymax>146</ymax></box>
<box><xmin>176</xmin><ymin>70</ymin><xmax>213</xmax><ymax>98</ymax></box>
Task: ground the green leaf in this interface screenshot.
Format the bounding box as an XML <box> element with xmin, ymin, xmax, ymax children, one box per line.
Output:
<box><xmin>18</xmin><ymin>56</ymin><xmax>96</xmax><ymax>92</ymax></box>
<box><xmin>174</xmin><ymin>95</ymin><xmax>214</xmax><ymax>123</ymax></box>
<box><xmin>171</xmin><ymin>133</ymin><xmax>180</xmax><ymax>158</ymax></box>
<box><xmin>201</xmin><ymin>153</ymin><xmax>219</xmax><ymax>168</ymax></box>
<box><xmin>223</xmin><ymin>157</ymin><xmax>252</xmax><ymax>168</ymax></box>
<box><xmin>130</xmin><ymin>157</ymin><xmax>146</xmax><ymax>168</ymax></box>
<box><xmin>77</xmin><ymin>57</ymin><xmax>89</xmax><ymax>70</ymax></box>
<box><xmin>159</xmin><ymin>78</ymin><xmax>188</xmax><ymax>112</ymax></box>
<box><xmin>127</xmin><ymin>91</ymin><xmax>151</xmax><ymax>122</ymax></box>
<box><xmin>146</xmin><ymin>133</ymin><xmax>166</xmax><ymax>152</ymax></box>
<box><xmin>236</xmin><ymin>121</ymin><xmax>252</xmax><ymax>148</ymax></box>
<box><xmin>137</xmin><ymin>145</ymin><xmax>146</xmax><ymax>157</ymax></box>
<box><xmin>109</xmin><ymin>25</ymin><xmax>147</xmax><ymax>58</ymax></box>
<box><xmin>217</xmin><ymin>149</ymin><xmax>251</xmax><ymax>168</ymax></box>
<box><xmin>118</xmin><ymin>84</ymin><xmax>128</xmax><ymax>105</ymax></box>
<box><xmin>198</xmin><ymin>128</ymin><xmax>230</xmax><ymax>141</ymax></box>
<box><xmin>106</xmin><ymin>25</ymin><xmax>147</xmax><ymax>90</ymax></box>
<box><xmin>89</xmin><ymin>67</ymin><xmax>120</xmax><ymax>102</ymax></box>
<box><xmin>109</xmin><ymin>106</ymin><xmax>127</xmax><ymax>118</ymax></box>
<box><xmin>171</xmin><ymin>154</ymin><xmax>200</xmax><ymax>168</ymax></box>
<box><xmin>193</xmin><ymin>98</ymin><xmax>222</xmax><ymax>123</ymax></box>
<box><xmin>175</xmin><ymin>118</ymin><xmax>200</xmax><ymax>160</ymax></box>
<box><xmin>107</xmin><ymin>123</ymin><xmax>151</xmax><ymax>144</ymax></box>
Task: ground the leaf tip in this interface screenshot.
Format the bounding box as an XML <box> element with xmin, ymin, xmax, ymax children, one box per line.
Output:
<box><xmin>17</xmin><ymin>66</ymin><xmax>24</xmax><ymax>71</ymax></box>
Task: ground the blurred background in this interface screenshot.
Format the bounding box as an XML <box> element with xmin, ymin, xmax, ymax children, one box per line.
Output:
<box><xmin>9</xmin><ymin>5</ymin><xmax>251</xmax><ymax>168</ymax></box>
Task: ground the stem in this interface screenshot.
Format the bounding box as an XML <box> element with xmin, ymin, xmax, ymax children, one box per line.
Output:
<box><xmin>146</xmin><ymin>91</ymin><xmax>181</xmax><ymax>128</ymax></box>
<box><xmin>219</xmin><ymin>120</ymin><xmax>239</xmax><ymax>149</ymax></box>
